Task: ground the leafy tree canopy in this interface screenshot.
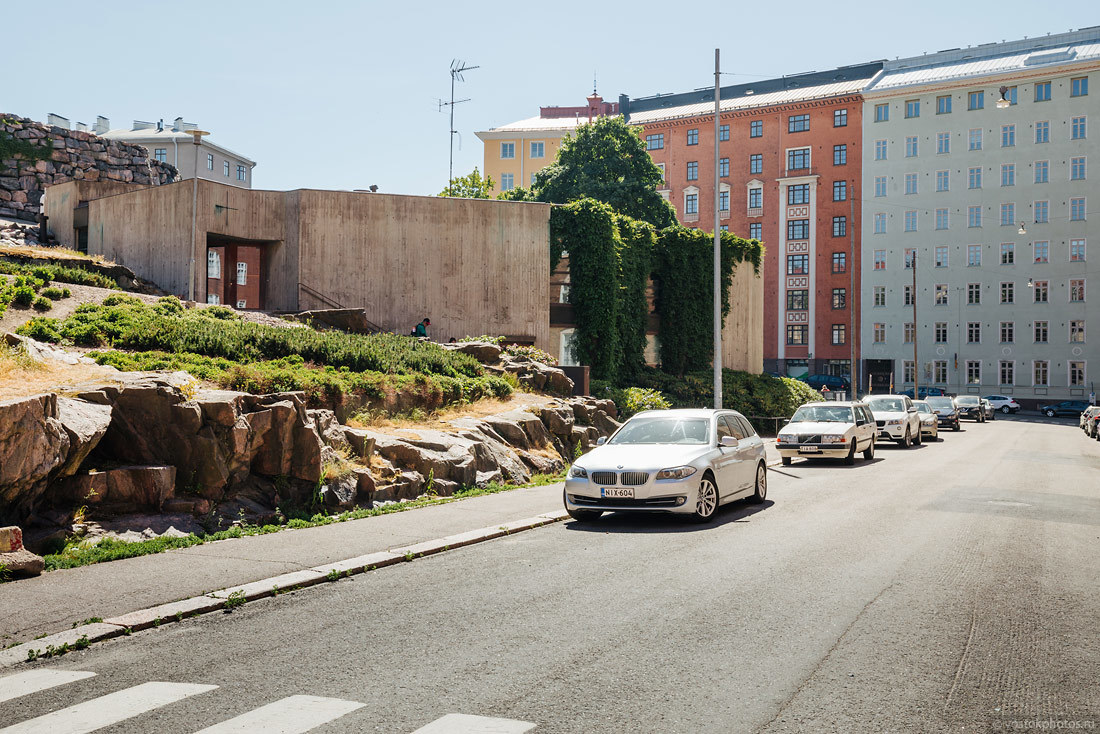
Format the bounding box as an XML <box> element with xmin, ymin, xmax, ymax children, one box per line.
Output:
<box><xmin>438</xmin><ymin>167</ymin><xmax>494</xmax><ymax>198</ymax></box>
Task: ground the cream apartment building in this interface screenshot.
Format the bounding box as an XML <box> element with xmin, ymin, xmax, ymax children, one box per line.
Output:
<box><xmin>860</xmin><ymin>30</ymin><xmax>1099</xmax><ymax>406</ymax></box>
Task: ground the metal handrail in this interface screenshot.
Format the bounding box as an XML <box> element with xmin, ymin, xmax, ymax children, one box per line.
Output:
<box><xmin>298</xmin><ymin>282</ymin><xmax>343</xmax><ymax>310</ymax></box>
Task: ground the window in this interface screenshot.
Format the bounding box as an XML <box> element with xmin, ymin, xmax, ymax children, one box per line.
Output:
<box><xmin>968</xmin><ymin>90</ymin><xmax>984</xmax><ymax>110</ymax></box>
<box><xmin>1035</xmin><ymin>200</ymin><xmax>1049</xmax><ymax>223</ymax></box>
<box><xmin>1034</xmin><ymin>81</ymin><xmax>1051</xmax><ymax>102</ymax></box>
<box><xmin>719</xmin><ymin>124</ymin><xmax>729</xmax><ymax>141</ymax></box>
<box><xmin>904</xmin><ymin>360</ymin><xmax>916</xmax><ymax>383</ymax></box>
<box><xmin>1072</xmin><ymin>116</ymin><xmax>1087</xmax><ymax>140</ymax></box>
<box><xmin>875</xmin><ymin>176</ymin><xmax>887</xmax><ymax>197</ymax></box>
<box><xmin>937</xmin><ymin>132</ymin><xmax>950</xmax><ymax>154</ymax></box>
<box><xmin>750</xmin><ymin>120</ymin><xmax>762</xmax><ymax>138</ymax></box>
<box><xmin>875</xmin><ymin>104</ymin><xmax>889</xmax><ymax>122</ymax></box>
<box><xmin>935</xmin><ymin>209</ymin><xmax>949</xmax><ymax>230</ymax></box>
<box><xmin>719</xmin><ymin>190</ymin><xmax>729</xmax><ymax>212</ymax></box>
<box><xmin>968</xmin><ymin>206</ymin><xmax>982</xmax><ymax>228</ymax></box>
<box><xmin>685</xmin><ymin>193</ymin><xmax>698</xmax><ymax>214</ymax></box>
<box><xmin>903</xmin><ymin>172</ymin><xmax>917</xmax><ymax>195</ymax></box>
<box><xmin>687</xmin><ymin>128</ymin><xmax>699</xmax><ymax>146</ymax></box>
<box><xmin>1034</xmin><ymin>280</ymin><xmax>1048</xmax><ymax>303</ymax></box>
<box><xmin>935</xmin><ymin>284</ymin><xmax>949</xmax><ymax>306</ymax></box>
<box><xmin>1070</xmin><ymin>361</ymin><xmax>1086</xmax><ymax>387</ymax></box>
<box><xmin>500</xmin><ymin>173</ymin><xmax>514</xmax><ymax>191</ymax></box>
<box><xmin>532</xmin><ymin>173</ymin><xmax>538</xmax><ymax>187</ymax></box>
<box><xmin>1071</xmin><ymin>239</ymin><xmax>1086</xmax><ymax>262</ymax></box>
<box><xmin>833</xmin><ymin>144</ymin><xmax>847</xmax><ymax>165</ymax></box>
<box><xmin>236</xmin><ymin>299</ymin><xmax>246</xmax><ymax>309</ymax></box>
<box><xmin>749</xmin><ymin>222</ymin><xmax>762</xmax><ymax>240</ymax></box>
<box><xmin>1072</xmin><ymin>157</ymin><xmax>1086</xmax><ymax>180</ymax></box>
<box><xmin>832</xmin><ymin>216</ymin><xmax>847</xmax><ymax>237</ymax></box>
<box><xmin>873</xmin><ymin>286</ymin><xmax>886</xmax><ymax>307</ymax></box>
<box><xmin>1035</xmin><ymin>160</ymin><xmax>1049</xmax><ymax>183</ymax></box>
<box><xmin>719</xmin><ymin>157</ymin><xmax>729</xmax><ymax>177</ymax></box>
<box><xmin>904</xmin><ymin>248</ymin><xmax>915</xmax><ymax>269</ymax></box>
<box><xmin>935</xmin><ymin>322</ymin><xmax>948</xmax><ymax>342</ymax></box>
<box><xmin>1070</xmin><ymin>320</ymin><xmax>1086</xmax><ymax>344</ymax></box>
<box><xmin>1035</xmin><ymin>321</ymin><xmax>1048</xmax><ymax>343</ymax></box>
<box><xmin>236</xmin><ymin>261</ymin><xmax>247</xmax><ymax>285</ymax></box>
<box><xmin>1071</xmin><ymin>76</ymin><xmax>1089</xmax><ymax>97</ymax></box>
<box><xmin>656</xmin><ymin>163</ymin><xmax>665</xmax><ymax>183</ymax></box>
<box><xmin>1001</xmin><ymin>163</ymin><xmax>1015</xmax><ymax>187</ymax></box>
<box><xmin>832</xmin><ymin>288</ymin><xmax>846</xmax><ymax>308</ymax></box>
<box><xmin>905</xmin><ymin>137</ymin><xmax>918</xmax><ymax>157</ymax></box>
<box><xmin>787</xmin><ymin>219</ymin><xmax>810</xmax><ymax>240</ymax></box>
<box><xmin>787</xmin><ymin>289</ymin><xmax>809</xmax><ymax>310</ymax></box>
<box><xmin>904</xmin><ymin>210</ymin><xmax>918</xmax><ymax>232</ymax></box>
<box><xmin>1002</xmin><ymin>86</ymin><xmax>1018</xmax><ymax>105</ymax></box>
<box><xmin>833</xmin><ymin>180</ymin><xmax>847</xmax><ymax>201</ymax></box>
<box><xmin>686</xmin><ymin>161</ymin><xmax>698</xmax><ymax>181</ymax></box>
<box><xmin>787</xmin><ymin>184</ymin><xmax>809</xmax><ymax>205</ymax></box>
<box><xmin>748</xmin><ymin>188</ymin><xmax>762</xmax><ymax>208</ymax></box>
<box><xmin>873</xmin><ymin>211</ymin><xmax>888</xmax><ymax>234</ymax></box>
<box><xmin>749</xmin><ymin>154</ymin><xmax>762</xmax><ymax>174</ymax></box>
<box><xmin>154</xmin><ymin>148</ymin><xmax>166</xmax><ymax>162</ymax></box>
<box><xmin>1000</xmin><ymin>321</ymin><xmax>1014</xmax><ymax>343</ymax></box>
<box><xmin>967</xmin><ymin>361</ymin><xmax>982</xmax><ymax>384</ymax></box>
<box><xmin>968</xmin><ymin>166</ymin><xmax>982</xmax><ymax>189</ymax></box>
<box><xmin>786</xmin><ymin>254</ymin><xmax>808</xmax><ymax>275</ymax></box>
<box><xmin>207</xmin><ymin>294</ymin><xmax>220</xmax><ymax>305</ymax></box>
<box><xmin>1034</xmin><ymin>360</ymin><xmax>1049</xmax><ymax>386</ymax></box>
<box><xmin>834</xmin><ymin>109</ymin><xmax>848</xmax><ymax>127</ymax></box>
<box><xmin>1071</xmin><ymin>197</ymin><xmax>1086</xmax><ymax>221</ymax></box>
<box><xmin>1001</xmin><ymin>124</ymin><xmax>1015</xmax><ymax>147</ymax></box>
<box><xmin>646</xmin><ymin>134</ymin><xmax>664</xmax><ymax>150</ymax></box>
<box><xmin>832</xmin><ymin>252</ymin><xmax>846</xmax><ymax>273</ymax></box>
<box><xmin>1000</xmin><ymin>203</ymin><xmax>1015</xmax><ymax>227</ymax></box>
<box><xmin>905</xmin><ymin>99</ymin><xmax>920</xmax><ymax>118</ymax></box>
<box><xmin>206</xmin><ymin>153</ymin><xmax>214</xmax><ymax>170</ymax></box>
<box><xmin>936</xmin><ymin>170</ymin><xmax>949</xmax><ymax>191</ymax></box>
<box><xmin>937</xmin><ymin>95</ymin><xmax>953</xmax><ymax>114</ymax></box>
<box><xmin>1000</xmin><ymin>360</ymin><xmax>1015</xmax><ymax>386</ymax></box>
<box><xmin>223</xmin><ymin>160</ymin><xmax>230</xmax><ymax>176</ymax></box>
<box><xmin>832</xmin><ymin>324</ymin><xmax>846</xmax><ymax>345</ymax></box>
<box><xmin>720</xmin><ymin>225</ymin><xmax>728</xmax><ymax>232</ymax></box>
<box><xmin>787</xmin><ymin>148</ymin><xmax>810</xmax><ymax>170</ymax></box>
<box><xmin>872</xmin><ymin>323</ymin><xmax>886</xmax><ymax>343</ymax></box>
<box><xmin>1034</xmin><ymin>241</ymin><xmax>1049</xmax><ymax>263</ymax></box>
<box><xmin>934</xmin><ymin>361</ymin><xmax>948</xmax><ymax>384</ymax></box>
<box><xmin>935</xmin><ymin>245</ymin><xmax>948</xmax><ymax>266</ymax></box>
<box><xmin>530</xmin><ymin>141</ymin><xmax>545</xmax><ymax>158</ymax></box>
<box><xmin>873</xmin><ymin>249</ymin><xmax>886</xmax><ymax>270</ymax></box>
<box><xmin>786</xmin><ymin>325</ymin><xmax>808</xmax><ymax>345</ymax></box>
<box><xmin>968</xmin><ymin>244</ymin><xmax>982</xmax><ymax>266</ymax></box>
<box><xmin>874</xmin><ymin>139</ymin><xmax>887</xmax><ymax>160</ymax></box>
<box><xmin>969</xmin><ymin>128</ymin><xmax>982</xmax><ymax>151</ymax></box>
<box><xmin>968</xmin><ymin>283</ymin><xmax>981</xmax><ymax>304</ymax></box>
<box><xmin>207</xmin><ymin>250</ymin><xmax>220</xmax><ymax>278</ymax></box>
<box><xmin>904</xmin><ymin>323</ymin><xmax>916</xmax><ymax>343</ymax></box>
<box><xmin>788</xmin><ymin>114</ymin><xmax>809</xmax><ymax>133</ymax></box>
<box><xmin>968</xmin><ymin>322</ymin><xmax>981</xmax><ymax>343</ymax></box>
<box><xmin>1001</xmin><ymin>281</ymin><xmax>1014</xmax><ymax>304</ymax></box>
<box><xmin>500</xmin><ymin>142</ymin><xmax>515</xmax><ymax>159</ymax></box>
<box><xmin>236</xmin><ymin>164</ymin><xmax>246</xmax><ymax>181</ymax></box>
<box><xmin>1036</xmin><ymin>121</ymin><xmax>1050</xmax><ymax>144</ymax></box>
<box><xmin>904</xmin><ymin>285</ymin><xmax>914</xmax><ymax>306</ymax></box>
<box><xmin>1070</xmin><ymin>278</ymin><xmax>1086</xmax><ymax>302</ymax></box>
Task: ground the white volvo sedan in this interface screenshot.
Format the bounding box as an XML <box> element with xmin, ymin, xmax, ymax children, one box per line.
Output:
<box><xmin>564</xmin><ymin>409</ymin><xmax>768</xmax><ymax>523</ymax></box>
<box><xmin>776</xmin><ymin>401</ymin><xmax>877</xmax><ymax>466</ymax></box>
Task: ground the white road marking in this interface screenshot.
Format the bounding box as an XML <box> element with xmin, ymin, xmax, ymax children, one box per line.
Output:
<box><xmin>192</xmin><ymin>694</ymin><xmax>366</xmax><ymax>733</ymax></box>
<box><xmin>412</xmin><ymin>713</ymin><xmax>537</xmax><ymax>733</ymax></box>
<box><xmin>0</xmin><ymin>670</ymin><xmax>96</xmax><ymax>703</ymax></box>
<box><xmin>0</xmin><ymin>681</ymin><xmax>217</xmax><ymax>734</ymax></box>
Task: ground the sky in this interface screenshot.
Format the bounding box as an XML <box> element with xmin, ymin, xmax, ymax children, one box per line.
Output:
<box><xmin>4</xmin><ymin>0</ymin><xmax>1095</xmax><ymax>196</ymax></box>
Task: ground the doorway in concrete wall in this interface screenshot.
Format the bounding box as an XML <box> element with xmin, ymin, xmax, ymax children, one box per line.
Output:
<box><xmin>205</xmin><ymin>233</ymin><xmax>270</xmax><ymax>310</ymax></box>
<box><xmin>865</xmin><ymin>359</ymin><xmax>895</xmax><ymax>394</ymax></box>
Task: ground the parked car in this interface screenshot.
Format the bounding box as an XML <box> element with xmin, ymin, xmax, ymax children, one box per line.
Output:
<box><xmin>863</xmin><ymin>394</ymin><xmax>923</xmax><ymax>447</ymax></box>
<box><xmin>925</xmin><ymin>396</ymin><xmax>961</xmax><ymax>431</ymax></box>
<box><xmin>980</xmin><ymin>399</ymin><xmax>996</xmax><ymax>421</ymax></box>
<box><xmin>982</xmin><ymin>395</ymin><xmax>1021</xmax><ymax>414</ymax></box>
<box><xmin>1039</xmin><ymin>400</ymin><xmax>1090</xmax><ymax>418</ymax></box>
<box><xmin>954</xmin><ymin>395</ymin><xmax>986</xmax><ymax>423</ymax></box>
<box><xmin>912</xmin><ymin>400</ymin><xmax>940</xmax><ymax>441</ymax></box>
<box><xmin>775</xmin><ymin>401</ymin><xmax>876</xmax><ymax>466</ymax></box>
<box><xmin>899</xmin><ymin>386</ymin><xmax>947</xmax><ymax>399</ymax></box>
<box><xmin>803</xmin><ymin>374</ymin><xmax>851</xmax><ymax>393</ymax></box>
<box><xmin>1079</xmin><ymin>405</ymin><xmax>1100</xmax><ymax>432</ymax></box>
<box><xmin>564</xmin><ymin>409</ymin><xmax>767</xmax><ymax>523</ymax></box>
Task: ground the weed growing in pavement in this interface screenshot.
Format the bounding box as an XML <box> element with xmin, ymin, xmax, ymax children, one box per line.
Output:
<box><xmin>174</xmin><ymin>611</ymin><xmax>184</xmax><ymax>622</ymax></box>
<box><xmin>26</xmin><ymin>648</ymin><xmax>39</xmax><ymax>661</ymax></box>
<box><xmin>71</xmin><ymin>617</ymin><xmax>103</xmax><ymax>628</ymax></box>
<box><xmin>152</xmin><ymin>617</ymin><xmax>162</xmax><ymax>627</ymax></box>
<box><xmin>404</xmin><ymin>551</ymin><xmax>414</xmax><ymax>562</ymax></box>
<box><xmin>33</xmin><ymin>633</ymin><xmax>46</xmax><ymax>640</ymax></box>
<box><xmin>122</xmin><ymin>627</ymin><xmax>132</xmax><ymax>636</ymax></box>
<box><xmin>325</xmin><ymin>569</ymin><xmax>341</xmax><ymax>582</ymax></box>
<box><xmin>223</xmin><ymin>590</ymin><xmax>246</xmax><ymax>611</ymax></box>
<box><xmin>0</xmin><ymin>563</ymin><xmax>10</xmax><ymax>583</ymax></box>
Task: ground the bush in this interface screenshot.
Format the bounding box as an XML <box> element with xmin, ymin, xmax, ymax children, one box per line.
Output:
<box><xmin>503</xmin><ymin>344</ymin><xmax>557</xmax><ymax>365</ymax></box>
<box><xmin>628</xmin><ymin>366</ymin><xmax>818</xmax><ymax>421</ymax></box>
<box><xmin>153</xmin><ymin>296</ymin><xmax>184</xmax><ymax>315</ymax></box>
<box><xmin>11</xmin><ymin>285</ymin><xmax>35</xmax><ymax>307</ymax></box>
<box><xmin>459</xmin><ymin>335</ymin><xmax>505</xmax><ymax>344</ymax></box>
<box><xmin>40</xmin><ymin>287</ymin><xmax>66</xmax><ymax>300</ymax></box>
<box><xmin>32</xmin><ymin>296</ymin><xmax>52</xmax><ymax>311</ymax></box>
<box><xmin>17</xmin><ymin>317</ymin><xmax>61</xmax><ymax>342</ymax></box>
<box><xmin>0</xmin><ymin>261</ymin><xmax>119</xmax><ymax>290</ymax></box>
<box><xmin>611</xmin><ymin>386</ymin><xmax>671</xmax><ymax>419</ymax></box>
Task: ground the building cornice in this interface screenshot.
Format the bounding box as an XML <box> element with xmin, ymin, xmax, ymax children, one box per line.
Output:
<box><xmin>638</xmin><ymin>94</ymin><xmax>864</xmax><ymax>131</ymax></box>
<box><xmin>863</xmin><ymin>57</ymin><xmax>1100</xmax><ymax>100</ymax></box>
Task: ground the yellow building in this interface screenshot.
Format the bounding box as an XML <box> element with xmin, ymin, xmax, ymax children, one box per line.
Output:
<box><xmin>475</xmin><ymin>93</ymin><xmax>619</xmax><ymax>196</ymax></box>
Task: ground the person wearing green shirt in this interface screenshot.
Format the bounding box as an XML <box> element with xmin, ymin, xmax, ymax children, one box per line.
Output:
<box><xmin>413</xmin><ymin>317</ymin><xmax>431</xmax><ymax>337</ymax></box>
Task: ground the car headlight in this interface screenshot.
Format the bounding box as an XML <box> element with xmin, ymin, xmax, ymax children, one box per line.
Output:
<box><xmin>922</xmin><ymin>417</ymin><xmax>935</xmax><ymax>424</ymax></box>
<box><xmin>655</xmin><ymin>466</ymin><xmax>697</xmax><ymax>480</ymax></box>
<box><xmin>821</xmin><ymin>434</ymin><xmax>846</xmax><ymax>442</ymax></box>
<box><xmin>886</xmin><ymin>418</ymin><xmax>903</xmax><ymax>426</ymax></box>
<box><xmin>569</xmin><ymin>465</ymin><xmax>587</xmax><ymax>478</ymax></box>
<box><xmin>776</xmin><ymin>434</ymin><xmax>793</xmax><ymax>443</ymax></box>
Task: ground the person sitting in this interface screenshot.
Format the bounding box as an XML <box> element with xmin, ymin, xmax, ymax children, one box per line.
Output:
<box><xmin>411</xmin><ymin>318</ymin><xmax>430</xmax><ymax>337</ymax></box>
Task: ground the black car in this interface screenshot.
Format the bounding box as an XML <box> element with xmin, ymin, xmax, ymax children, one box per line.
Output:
<box><xmin>1039</xmin><ymin>400</ymin><xmax>1090</xmax><ymax>418</ymax></box>
<box><xmin>804</xmin><ymin>374</ymin><xmax>851</xmax><ymax>392</ymax></box>
<box><xmin>925</xmin><ymin>396</ymin><xmax>961</xmax><ymax>431</ymax></box>
<box><xmin>954</xmin><ymin>395</ymin><xmax>986</xmax><ymax>422</ymax></box>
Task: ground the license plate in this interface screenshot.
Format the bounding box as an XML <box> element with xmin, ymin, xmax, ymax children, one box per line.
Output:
<box><xmin>798</xmin><ymin>446</ymin><xmax>820</xmax><ymax>453</ymax></box>
<box><xmin>600</xmin><ymin>487</ymin><xmax>634</xmax><ymax>499</ymax></box>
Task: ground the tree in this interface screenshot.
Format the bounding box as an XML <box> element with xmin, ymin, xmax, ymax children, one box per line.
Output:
<box><xmin>438</xmin><ymin>167</ymin><xmax>494</xmax><ymax>198</ymax></box>
<box><xmin>529</xmin><ymin>116</ymin><xmax>677</xmax><ymax>228</ymax></box>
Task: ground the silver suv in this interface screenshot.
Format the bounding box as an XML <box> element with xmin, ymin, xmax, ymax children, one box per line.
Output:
<box><xmin>863</xmin><ymin>394</ymin><xmax>923</xmax><ymax>447</ymax></box>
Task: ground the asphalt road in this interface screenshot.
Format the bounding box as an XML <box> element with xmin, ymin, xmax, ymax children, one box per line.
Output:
<box><xmin>3</xmin><ymin>416</ymin><xmax>1098</xmax><ymax>733</ymax></box>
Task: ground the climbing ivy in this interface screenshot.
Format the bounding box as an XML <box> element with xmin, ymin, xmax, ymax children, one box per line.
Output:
<box><xmin>0</xmin><ymin>118</ymin><xmax>53</xmax><ymax>175</ymax></box>
<box><xmin>615</xmin><ymin>216</ymin><xmax>655</xmax><ymax>382</ymax></box>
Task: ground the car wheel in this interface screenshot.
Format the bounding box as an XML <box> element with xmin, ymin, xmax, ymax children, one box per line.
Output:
<box><xmin>844</xmin><ymin>441</ymin><xmax>857</xmax><ymax>465</ymax></box>
<box><xmin>862</xmin><ymin>439</ymin><xmax>875</xmax><ymax>461</ymax></box>
<box><xmin>900</xmin><ymin>427</ymin><xmax>912</xmax><ymax>448</ymax></box>
<box><xmin>1001</xmin><ymin>405</ymin><xmax>1010</xmax><ymax>414</ymax></box>
<box><xmin>691</xmin><ymin>473</ymin><xmax>719</xmax><ymax>523</ymax></box>
<box><xmin>563</xmin><ymin>489</ymin><xmax>603</xmax><ymax>522</ymax></box>
<box><xmin>749</xmin><ymin>463</ymin><xmax>767</xmax><ymax>504</ymax></box>
<box><xmin>781</xmin><ymin>456</ymin><xmax>792</xmax><ymax>467</ymax></box>
<box><xmin>1045</xmin><ymin>409</ymin><xmax>1056</xmax><ymax>417</ymax></box>
<box><xmin>914</xmin><ymin>426</ymin><xmax>923</xmax><ymax>445</ymax></box>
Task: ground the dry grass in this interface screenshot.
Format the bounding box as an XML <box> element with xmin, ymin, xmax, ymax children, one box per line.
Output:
<box><xmin>0</xmin><ymin>344</ymin><xmax>116</xmax><ymax>402</ymax></box>
<box><xmin>350</xmin><ymin>392</ymin><xmax>556</xmax><ymax>434</ymax></box>
<box><xmin>0</xmin><ymin>240</ymin><xmax>112</xmax><ymax>264</ymax></box>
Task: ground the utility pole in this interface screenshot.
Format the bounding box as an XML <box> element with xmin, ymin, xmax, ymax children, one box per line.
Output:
<box><xmin>186</xmin><ymin>129</ymin><xmax>209</xmax><ymax>302</ymax></box>
<box><xmin>441</xmin><ymin>60</ymin><xmax>478</xmax><ymax>191</ymax></box>
<box><xmin>848</xmin><ymin>181</ymin><xmax>856</xmax><ymax>398</ymax></box>
<box><xmin>712</xmin><ymin>48</ymin><xmax>723</xmax><ymax>409</ymax></box>
<box><xmin>912</xmin><ymin>249</ymin><xmax>919</xmax><ymax>398</ymax></box>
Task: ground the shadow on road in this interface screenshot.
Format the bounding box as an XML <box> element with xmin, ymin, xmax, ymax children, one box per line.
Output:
<box><xmin>564</xmin><ymin>498</ymin><xmax>775</xmax><ymax>534</ymax></box>
<box><xmin>786</xmin><ymin>456</ymin><xmax>887</xmax><ymax>469</ymax></box>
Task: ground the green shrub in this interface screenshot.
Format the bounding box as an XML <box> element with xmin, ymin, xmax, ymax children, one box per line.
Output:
<box><xmin>17</xmin><ymin>317</ymin><xmax>61</xmax><ymax>342</ymax></box>
<box><xmin>40</xmin><ymin>287</ymin><xmax>66</xmax><ymax>300</ymax></box>
<box><xmin>197</xmin><ymin>305</ymin><xmax>239</xmax><ymax>321</ymax></box>
<box><xmin>612</xmin><ymin>386</ymin><xmax>671</xmax><ymax>419</ymax></box>
<box><xmin>11</xmin><ymin>285</ymin><xmax>35</xmax><ymax>306</ymax></box>
<box><xmin>153</xmin><ymin>296</ymin><xmax>184</xmax><ymax>315</ymax></box>
<box><xmin>32</xmin><ymin>296</ymin><xmax>52</xmax><ymax>311</ymax></box>
<box><xmin>626</xmin><ymin>366</ymin><xmax>817</xmax><ymax>421</ymax></box>
<box><xmin>459</xmin><ymin>335</ymin><xmax>505</xmax><ymax>344</ymax></box>
<box><xmin>101</xmin><ymin>293</ymin><xmax>144</xmax><ymax>307</ymax></box>
<box><xmin>503</xmin><ymin>344</ymin><xmax>557</xmax><ymax>365</ymax></box>
<box><xmin>0</xmin><ymin>261</ymin><xmax>119</xmax><ymax>290</ymax></box>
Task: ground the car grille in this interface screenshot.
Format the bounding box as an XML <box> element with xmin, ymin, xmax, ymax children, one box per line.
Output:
<box><xmin>590</xmin><ymin>471</ymin><xmax>617</xmax><ymax>486</ymax></box>
<box><xmin>875</xmin><ymin>420</ymin><xmax>885</xmax><ymax>428</ymax></box>
<box><xmin>620</xmin><ymin>471</ymin><xmax>650</xmax><ymax>486</ymax></box>
<box><xmin>797</xmin><ymin>434</ymin><xmax>822</xmax><ymax>443</ymax></box>
<box><xmin>571</xmin><ymin>495</ymin><xmax>681</xmax><ymax>508</ymax></box>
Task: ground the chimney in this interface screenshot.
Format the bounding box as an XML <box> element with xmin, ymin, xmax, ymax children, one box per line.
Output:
<box><xmin>157</xmin><ymin>118</ymin><xmax>163</xmax><ymax>131</ymax></box>
<box><xmin>75</xmin><ymin>122</ymin><xmax>88</xmax><ymax>132</ymax></box>
<box><xmin>132</xmin><ymin>120</ymin><xmax>157</xmax><ymax>131</ymax></box>
<box><xmin>173</xmin><ymin>116</ymin><xmax>184</xmax><ymax>132</ymax></box>
<box><xmin>94</xmin><ymin>116</ymin><xmax>110</xmax><ymax>134</ymax></box>
<box><xmin>47</xmin><ymin>113</ymin><xmax>70</xmax><ymax>129</ymax></box>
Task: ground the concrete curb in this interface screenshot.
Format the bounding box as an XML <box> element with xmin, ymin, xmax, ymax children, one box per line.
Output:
<box><xmin>0</xmin><ymin>510</ymin><xmax>569</xmax><ymax>668</ymax></box>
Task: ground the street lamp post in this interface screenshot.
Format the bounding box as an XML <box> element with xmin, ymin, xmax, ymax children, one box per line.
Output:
<box><xmin>186</xmin><ymin>129</ymin><xmax>210</xmax><ymax>303</ymax></box>
<box><xmin>712</xmin><ymin>48</ymin><xmax>723</xmax><ymax>409</ymax></box>
<box><xmin>912</xmin><ymin>249</ymin><xmax>919</xmax><ymax>398</ymax></box>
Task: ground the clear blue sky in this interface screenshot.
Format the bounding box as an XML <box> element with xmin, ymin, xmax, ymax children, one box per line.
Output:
<box><xmin>5</xmin><ymin>1</ymin><xmax>1094</xmax><ymax>195</ymax></box>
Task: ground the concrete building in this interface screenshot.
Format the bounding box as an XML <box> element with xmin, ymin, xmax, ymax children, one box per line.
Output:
<box><xmin>860</xmin><ymin>30</ymin><xmax>1100</xmax><ymax>405</ymax></box>
<box><xmin>475</xmin><ymin>92</ymin><xmax>619</xmax><ymax>196</ymax></box>
<box><xmin>621</xmin><ymin>63</ymin><xmax>884</xmax><ymax>383</ymax></box>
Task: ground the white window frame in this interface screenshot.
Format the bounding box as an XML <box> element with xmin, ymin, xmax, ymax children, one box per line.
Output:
<box><xmin>236</xmin><ymin>261</ymin><xmax>247</xmax><ymax>286</ymax></box>
<box><xmin>500</xmin><ymin>142</ymin><xmax>515</xmax><ymax>159</ymax></box>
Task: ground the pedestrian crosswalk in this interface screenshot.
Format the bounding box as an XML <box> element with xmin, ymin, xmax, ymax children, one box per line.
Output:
<box><xmin>0</xmin><ymin>669</ymin><xmax>538</xmax><ymax>733</ymax></box>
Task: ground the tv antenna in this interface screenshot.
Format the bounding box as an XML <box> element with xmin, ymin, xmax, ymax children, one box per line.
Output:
<box><xmin>439</xmin><ymin>59</ymin><xmax>479</xmax><ymax>190</ymax></box>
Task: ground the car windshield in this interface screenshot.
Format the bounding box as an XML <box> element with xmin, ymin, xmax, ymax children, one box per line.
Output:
<box><xmin>866</xmin><ymin>398</ymin><xmax>906</xmax><ymax>412</ymax></box>
<box><xmin>956</xmin><ymin>396</ymin><xmax>979</xmax><ymax>406</ymax></box>
<box><xmin>609</xmin><ymin>417</ymin><xmax>710</xmax><ymax>445</ymax></box>
<box><xmin>914</xmin><ymin>402</ymin><xmax>933</xmax><ymax>414</ymax></box>
<box><xmin>927</xmin><ymin>398</ymin><xmax>954</xmax><ymax>409</ymax></box>
<box><xmin>790</xmin><ymin>405</ymin><xmax>853</xmax><ymax>423</ymax></box>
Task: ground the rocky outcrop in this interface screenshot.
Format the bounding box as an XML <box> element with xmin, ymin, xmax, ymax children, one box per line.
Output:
<box><xmin>0</xmin><ymin>394</ymin><xmax>71</xmax><ymax>525</ymax></box>
<box><xmin>0</xmin><ymin>526</ymin><xmax>44</xmax><ymax>577</ymax></box>
<box><xmin>442</xmin><ymin>340</ymin><xmax>502</xmax><ymax>363</ymax></box>
<box><xmin>441</xmin><ymin>341</ymin><xmax>574</xmax><ymax>396</ymax></box>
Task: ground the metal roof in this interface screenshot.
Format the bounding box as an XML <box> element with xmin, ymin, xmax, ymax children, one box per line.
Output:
<box><xmin>480</xmin><ymin>115</ymin><xmax>593</xmax><ymax>133</ymax></box>
<box><xmin>100</xmin><ymin>127</ymin><xmax>256</xmax><ymax>166</ymax></box>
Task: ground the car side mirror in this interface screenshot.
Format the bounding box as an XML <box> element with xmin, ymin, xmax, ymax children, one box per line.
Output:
<box><xmin>596</xmin><ymin>436</ymin><xmax>607</xmax><ymax>446</ymax></box>
<box><xmin>908</xmin><ymin>406</ymin><xmax>917</xmax><ymax>413</ymax></box>
<box><xmin>720</xmin><ymin>436</ymin><xmax>739</xmax><ymax>448</ymax></box>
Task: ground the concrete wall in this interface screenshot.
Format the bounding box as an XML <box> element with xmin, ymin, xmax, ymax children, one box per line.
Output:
<box><xmin>723</xmin><ymin>260</ymin><xmax>765</xmax><ymax>373</ymax></box>
<box><xmin>45</xmin><ymin>180</ymin><xmax>149</xmax><ymax>249</ymax></box>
